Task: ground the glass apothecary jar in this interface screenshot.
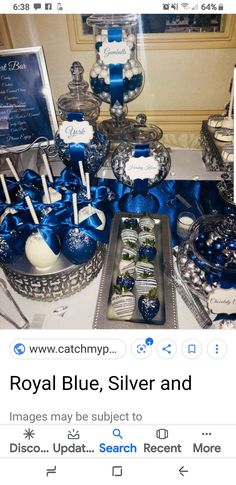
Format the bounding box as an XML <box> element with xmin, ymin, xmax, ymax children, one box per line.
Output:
<box><xmin>111</xmin><ymin>114</ymin><xmax>170</xmax><ymax>212</ymax></box>
<box><xmin>177</xmin><ymin>214</ymin><xmax>236</xmax><ymax>300</ymax></box>
<box><xmin>87</xmin><ymin>14</ymin><xmax>144</xmax><ymax>134</ymax></box>
<box><xmin>112</xmin><ymin>114</ymin><xmax>170</xmax><ymax>187</ymax></box>
<box><xmin>55</xmin><ymin>61</ymin><xmax>109</xmax><ymax>175</ymax></box>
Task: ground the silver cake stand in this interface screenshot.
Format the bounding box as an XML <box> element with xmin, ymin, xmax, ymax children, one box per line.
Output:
<box><xmin>2</xmin><ymin>243</ymin><xmax>106</xmax><ymax>302</ymax></box>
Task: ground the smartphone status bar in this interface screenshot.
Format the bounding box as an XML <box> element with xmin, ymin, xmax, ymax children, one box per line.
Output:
<box><xmin>1</xmin><ymin>1</ymin><xmax>236</xmax><ymax>14</ymax></box>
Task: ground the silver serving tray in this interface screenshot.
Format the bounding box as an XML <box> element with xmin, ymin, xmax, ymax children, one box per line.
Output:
<box><xmin>2</xmin><ymin>244</ymin><xmax>106</xmax><ymax>302</ymax></box>
<box><xmin>93</xmin><ymin>213</ymin><xmax>178</xmax><ymax>329</ymax></box>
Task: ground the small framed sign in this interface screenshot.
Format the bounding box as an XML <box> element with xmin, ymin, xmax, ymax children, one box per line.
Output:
<box><xmin>0</xmin><ymin>46</ymin><xmax>58</xmax><ymax>151</ymax></box>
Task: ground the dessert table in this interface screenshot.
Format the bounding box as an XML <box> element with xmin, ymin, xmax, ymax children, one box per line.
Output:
<box><xmin>0</xmin><ymin>146</ymin><xmax>224</xmax><ymax>331</ymax></box>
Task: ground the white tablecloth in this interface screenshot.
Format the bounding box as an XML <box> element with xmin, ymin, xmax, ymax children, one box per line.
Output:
<box><xmin>0</xmin><ymin>267</ymin><xmax>200</xmax><ymax>330</ymax></box>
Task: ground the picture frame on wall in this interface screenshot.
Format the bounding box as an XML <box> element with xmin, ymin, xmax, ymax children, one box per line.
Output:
<box><xmin>67</xmin><ymin>14</ymin><xmax>236</xmax><ymax>50</ymax></box>
<box><xmin>0</xmin><ymin>46</ymin><xmax>58</xmax><ymax>152</ymax></box>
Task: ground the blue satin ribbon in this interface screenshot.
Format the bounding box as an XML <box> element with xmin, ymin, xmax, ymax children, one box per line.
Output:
<box><xmin>133</xmin><ymin>179</ymin><xmax>149</xmax><ymax>196</ymax></box>
<box><xmin>209</xmin><ymin>271</ymin><xmax>236</xmax><ymax>290</ymax></box>
<box><xmin>108</xmin><ymin>27</ymin><xmax>124</xmax><ymax>107</ymax></box>
<box><xmin>97</xmin><ymin>179</ymin><xmax>205</xmax><ymax>244</ymax></box>
<box><xmin>134</xmin><ymin>144</ymin><xmax>150</xmax><ymax>158</ymax></box>
<box><xmin>62</xmin><ymin>211</ymin><xmax>108</xmax><ymax>244</ymax></box>
<box><xmin>108</xmin><ymin>27</ymin><xmax>122</xmax><ymax>42</ymax></box>
<box><xmin>118</xmin><ymin>143</ymin><xmax>158</xmax><ymax>212</ymax></box>
<box><xmin>67</xmin><ymin>112</ymin><xmax>87</xmax><ymax>175</ymax></box>
<box><xmin>77</xmin><ymin>185</ymin><xmax>112</xmax><ymax>243</ymax></box>
<box><xmin>23</xmin><ymin>211</ymin><xmax>62</xmax><ymax>255</ymax></box>
<box><xmin>214</xmin><ymin>313</ymin><xmax>236</xmax><ymax>321</ymax></box>
<box><xmin>0</xmin><ymin>199</ymin><xmax>29</xmax><ymax>219</ymax></box>
<box><xmin>54</xmin><ymin>168</ymin><xmax>84</xmax><ymax>191</ymax></box>
<box><xmin>53</xmin><ymin>168</ymin><xmax>85</xmax><ymax>203</ymax></box>
<box><xmin>6</xmin><ymin>170</ymin><xmax>42</xmax><ymax>202</ymax></box>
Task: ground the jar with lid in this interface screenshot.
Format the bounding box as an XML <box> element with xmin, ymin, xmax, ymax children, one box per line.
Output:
<box><xmin>177</xmin><ymin>214</ymin><xmax>236</xmax><ymax>300</ymax></box>
<box><xmin>111</xmin><ymin>114</ymin><xmax>171</xmax><ymax>212</ymax></box>
<box><xmin>55</xmin><ymin>61</ymin><xmax>109</xmax><ymax>175</ymax></box>
<box><xmin>87</xmin><ymin>14</ymin><xmax>144</xmax><ymax>137</ymax></box>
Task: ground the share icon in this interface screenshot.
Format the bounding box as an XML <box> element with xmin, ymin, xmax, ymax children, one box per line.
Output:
<box><xmin>162</xmin><ymin>343</ymin><xmax>172</xmax><ymax>354</ymax></box>
<box><xmin>157</xmin><ymin>339</ymin><xmax>177</xmax><ymax>359</ymax></box>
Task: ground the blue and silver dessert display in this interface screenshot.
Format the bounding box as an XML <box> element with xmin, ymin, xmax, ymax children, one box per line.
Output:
<box><xmin>177</xmin><ymin>214</ymin><xmax>236</xmax><ymax>300</ymax></box>
<box><xmin>111</xmin><ymin>114</ymin><xmax>171</xmax><ymax>212</ymax></box>
<box><xmin>0</xmin><ymin>163</ymin><xmax>110</xmax><ymax>301</ymax></box>
<box><xmin>55</xmin><ymin>61</ymin><xmax>109</xmax><ymax>175</ymax></box>
<box><xmin>87</xmin><ymin>14</ymin><xmax>144</xmax><ymax>140</ymax></box>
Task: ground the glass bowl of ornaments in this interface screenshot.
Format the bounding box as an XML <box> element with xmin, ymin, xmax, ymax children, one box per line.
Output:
<box><xmin>177</xmin><ymin>214</ymin><xmax>236</xmax><ymax>300</ymax></box>
<box><xmin>112</xmin><ymin>113</ymin><xmax>169</xmax><ymax>188</ymax></box>
<box><xmin>87</xmin><ymin>14</ymin><xmax>144</xmax><ymax>136</ymax></box>
<box><xmin>55</xmin><ymin>61</ymin><xmax>109</xmax><ymax>175</ymax></box>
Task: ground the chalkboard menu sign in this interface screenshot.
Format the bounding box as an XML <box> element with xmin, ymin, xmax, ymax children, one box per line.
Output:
<box><xmin>0</xmin><ymin>47</ymin><xmax>58</xmax><ymax>150</ymax></box>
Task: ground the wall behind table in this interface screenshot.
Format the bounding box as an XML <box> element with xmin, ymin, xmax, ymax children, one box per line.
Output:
<box><xmin>6</xmin><ymin>14</ymin><xmax>236</xmax><ymax>148</ymax></box>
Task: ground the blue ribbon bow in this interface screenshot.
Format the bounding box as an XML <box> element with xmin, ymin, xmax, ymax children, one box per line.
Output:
<box><xmin>23</xmin><ymin>211</ymin><xmax>62</xmax><ymax>255</ymax></box>
<box><xmin>62</xmin><ymin>211</ymin><xmax>108</xmax><ymax>244</ymax></box>
<box><xmin>118</xmin><ymin>143</ymin><xmax>159</xmax><ymax>212</ymax></box>
<box><xmin>6</xmin><ymin>170</ymin><xmax>42</xmax><ymax>202</ymax></box>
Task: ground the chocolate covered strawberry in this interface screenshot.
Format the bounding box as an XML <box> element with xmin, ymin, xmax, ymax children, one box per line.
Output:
<box><xmin>111</xmin><ymin>285</ymin><xmax>135</xmax><ymax>320</ymax></box>
<box><xmin>116</xmin><ymin>273</ymin><xmax>135</xmax><ymax>291</ymax></box>
<box><xmin>138</xmin><ymin>289</ymin><xmax>160</xmax><ymax>322</ymax></box>
<box><xmin>139</xmin><ymin>244</ymin><xmax>157</xmax><ymax>261</ymax></box>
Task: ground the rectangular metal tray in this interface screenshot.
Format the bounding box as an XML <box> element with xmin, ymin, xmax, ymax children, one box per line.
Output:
<box><xmin>201</xmin><ymin>120</ymin><xmax>233</xmax><ymax>170</ymax></box>
<box><xmin>93</xmin><ymin>212</ymin><xmax>178</xmax><ymax>329</ymax></box>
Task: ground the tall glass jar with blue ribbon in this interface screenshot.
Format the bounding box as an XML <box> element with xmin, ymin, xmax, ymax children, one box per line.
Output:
<box><xmin>87</xmin><ymin>14</ymin><xmax>144</xmax><ymax>139</ymax></box>
<box><xmin>111</xmin><ymin>114</ymin><xmax>171</xmax><ymax>213</ymax></box>
<box><xmin>55</xmin><ymin>61</ymin><xmax>109</xmax><ymax>175</ymax></box>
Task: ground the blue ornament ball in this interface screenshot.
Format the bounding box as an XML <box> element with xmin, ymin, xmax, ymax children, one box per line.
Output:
<box><xmin>62</xmin><ymin>228</ymin><xmax>97</xmax><ymax>265</ymax></box>
<box><xmin>212</xmin><ymin>239</ymin><xmax>224</xmax><ymax>251</ymax></box>
<box><xmin>128</xmin><ymin>79</ymin><xmax>136</xmax><ymax>90</ymax></box>
<box><xmin>198</xmin><ymin>232</ymin><xmax>207</xmax><ymax>241</ymax></box>
<box><xmin>188</xmin><ymin>250</ymin><xmax>197</xmax><ymax>262</ymax></box>
<box><xmin>205</xmin><ymin>271</ymin><xmax>219</xmax><ymax>284</ymax></box>
<box><xmin>103</xmin><ymin>83</ymin><xmax>110</xmax><ymax>93</ymax></box>
<box><xmin>95</xmin><ymin>41</ymin><xmax>103</xmax><ymax>51</ymax></box>
<box><xmin>195</xmin><ymin>239</ymin><xmax>206</xmax><ymax>251</ymax></box>
<box><xmin>213</xmin><ymin>253</ymin><xmax>228</xmax><ymax>267</ymax></box>
<box><xmin>123</xmin><ymin>78</ymin><xmax>129</xmax><ymax>91</ymax></box>
<box><xmin>228</xmin><ymin>240</ymin><xmax>236</xmax><ymax>250</ymax></box>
